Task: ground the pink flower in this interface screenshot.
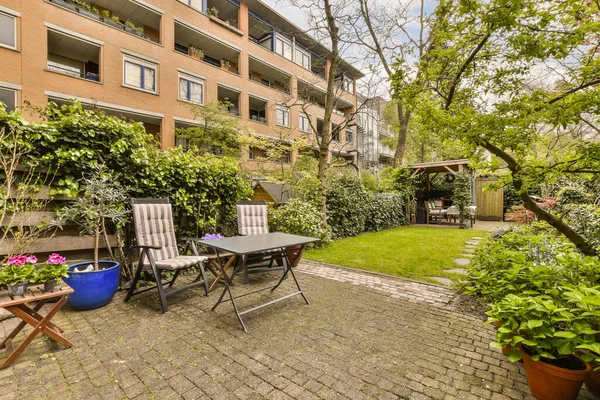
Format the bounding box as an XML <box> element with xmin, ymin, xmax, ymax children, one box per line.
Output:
<box><xmin>46</xmin><ymin>253</ymin><xmax>67</xmax><ymax>265</ymax></box>
<box><xmin>7</xmin><ymin>255</ymin><xmax>28</xmax><ymax>266</ymax></box>
<box><xmin>27</xmin><ymin>255</ymin><xmax>37</xmax><ymax>264</ymax></box>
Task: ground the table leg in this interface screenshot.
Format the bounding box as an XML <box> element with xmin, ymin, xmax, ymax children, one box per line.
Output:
<box><xmin>1</xmin><ymin>296</ymin><xmax>71</xmax><ymax>369</ymax></box>
<box><xmin>270</xmin><ymin>246</ymin><xmax>310</xmax><ymax>305</ymax></box>
<box><xmin>211</xmin><ymin>251</ymin><xmax>247</xmax><ymax>331</ymax></box>
<box><xmin>0</xmin><ymin>300</ymin><xmax>47</xmax><ymax>349</ymax></box>
<box><xmin>208</xmin><ymin>255</ymin><xmax>236</xmax><ymax>293</ymax></box>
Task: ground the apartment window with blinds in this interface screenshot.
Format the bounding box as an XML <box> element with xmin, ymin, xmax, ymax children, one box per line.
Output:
<box><xmin>276</xmin><ymin>106</ymin><xmax>290</xmax><ymax>127</ymax></box>
<box><xmin>295</xmin><ymin>48</ymin><xmax>310</xmax><ymax>70</ymax></box>
<box><xmin>178</xmin><ymin>75</ymin><xmax>204</xmax><ymax>104</ymax></box>
<box><xmin>179</xmin><ymin>0</ymin><xmax>203</xmax><ymax>11</ymax></box>
<box><xmin>275</xmin><ymin>35</ymin><xmax>292</xmax><ymax>60</ymax></box>
<box><xmin>0</xmin><ymin>11</ymin><xmax>17</xmax><ymax>50</ymax></box>
<box><xmin>123</xmin><ymin>55</ymin><xmax>157</xmax><ymax>93</ymax></box>
<box><xmin>299</xmin><ymin>113</ymin><xmax>310</xmax><ymax>132</ymax></box>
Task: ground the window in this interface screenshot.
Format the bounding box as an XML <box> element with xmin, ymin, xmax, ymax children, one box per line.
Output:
<box><xmin>248</xmin><ymin>146</ymin><xmax>255</xmax><ymax>160</ymax></box>
<box><xmin>175</xmin><ymin>136</ymin><xmax>190</xmax><ymax>151</ymax></box>
<box><xmin>0</xmin><ymin>88</ymin><xmax>16</xmax><ymax>112</ymax></box>
<box><xmin>276</xmin><ymin>106</ymin><xmax>290</xmax><ymax>127</ymax></box>
<box><xmin>0</xmin><ymin>12</ymin><xmax>16</xmax><ymax>50</ymax></box>
<box><xmin>299</xmin><ymin>113</ymin><xmax>310</xmax><ymax>132</ymax></box>
<box><xmin>179</xmin><ymin>0</ymin><xmax>203</xmax><ymax>11</ymax></box>
<box><xmin>282</xmin><ymin>151</ymin><xmax>290</xmax><ymax>163</ymax></box>
<box><xmin>342</xmin><ymin>76</ymin><xmax>354</xmax><ymax>94</ymax></box>
<box><xmin>124</xmin><ymin>56</ymin><xmax>157</xmax><ymax>93</ymax></box>
<box><xmin>178</xmin><ymin>75</ymin><xmax>204</xmax><ymax>104</ymax></box>
<box><xmin>275</xmin><ymin>35</ymin><xmax>292</xmax><ymax>60</ymax></box>
<box><xmin>346</xmin><ymin>130</ymin><xmax>353</xmax><ymax>144</ymax></box>
<box><xmin>332</xmin><ymin>125</ymin><xmax>340</xmax><ymax>141</ymax></box>
<box><xmin>295</xmin><ymin>48</ymin><xmax>310</xmax><ymax>70</ymax></box>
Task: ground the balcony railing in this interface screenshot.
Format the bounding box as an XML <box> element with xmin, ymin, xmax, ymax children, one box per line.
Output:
<box><xmin>48</xmin><ymin>0</ymin><xmax>160</xmax><ymax>44</ymax></box>
<box><xmin>47</xmin><ymin>63</ymin><xmax>100</xmax><ymax>82</ymax></box>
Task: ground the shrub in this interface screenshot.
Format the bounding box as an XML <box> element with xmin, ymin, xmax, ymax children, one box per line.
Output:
<box><xmin>365</xmin><ymin>193</ymin><xmax>406</xmax><ymax>231</ymax></box>
<box><xmin>557</xmin><ymin>186</ymin><xmax>594</xmax><ymax>205</ymax></box>
<box><xmin>269</xmin><ymin>199</ymin><xmax>331</xmax><ymax>246</ymax></box>
<box><xmin>326</xmin><ymin>175</ymin><xmax>371</xmax><ymax>238</ymax></box>
<box><xmin>560</xmin><ymin>204</ymin><xmax>600</xmax><ymax>252</ymax></box>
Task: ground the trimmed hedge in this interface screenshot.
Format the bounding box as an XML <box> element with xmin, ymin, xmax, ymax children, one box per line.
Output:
<box><xmin>366</xmin><ymin>193</ymin><xmax>406</xmax><ymax>231</ymax></box>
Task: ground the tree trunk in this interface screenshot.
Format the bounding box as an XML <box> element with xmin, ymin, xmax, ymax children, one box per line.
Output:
<box><xmin>393</xmin><ymin>105</ymin><xmax>410</xmax><ymax>167</ymax></box>
<box><xmin>483</xmin><ymin>142</ymin><xmax>597</xmax><ymax>256</ymax></box>
<box><xmin>94</xmin><ymin>229</ymin><xmax>100</xmax><ymax>270</ymax></box>
<box><xmin>318</xmin><ymin>149</ymin><xmax>328</xmax><ymax>228</ymax></box>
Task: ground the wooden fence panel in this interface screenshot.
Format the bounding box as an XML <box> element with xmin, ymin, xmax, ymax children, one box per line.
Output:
<box><xmin>475</xmin><ymin>178</ymin><xmax>504</xmax><ymax>221</ymax></box>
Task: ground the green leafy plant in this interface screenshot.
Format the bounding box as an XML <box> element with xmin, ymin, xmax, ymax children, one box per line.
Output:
<box><xmin>207</xmin><ymin>7</ymin><xmax>219</xmax><ymax>16</ymax></box>
<box><xmin>487</xmin><ymin>290</ymin><xmax>600</xmax><ymax>365</ymax></box>
<box><xmin>365</xmin><ymin>193</ymin><xmax>406</xmax><ymax>231</ymax></box>
<box><xmin>124</xmin><ymin>19</ymin><xmax>143</xmax><ymax>33</ymax></box>
<box><xmin>453</xmin><ymin>173</ymin><xmax>472</xmax><ymax>229</ymax></box>
<box><xmin>102</xmin><ymin>10</ymin><xmax>110</xmax><ymax>19</ymax></box>
<box><xmin>326</xmin><ymin>175</ymin><xmax>371</xmax><ymax>238</ymax></box>
<box><xmin>0</xmin><ymin>255</ymin><xmax>36</xmax><ymax>285</ymax></box>
<box><xmin>32</xmin><ymin>253</ymin><xmax>69</xmax><ymax>283</ymax></box>
<box><xmin>57</xmin><ymin>165</ymin><xmax>129</xmax><ymax>270</ymax></box>
<box><xmin>270</xmin><ymin>199</ymin><xmax>331</xmax><ymax>247</ymax></box>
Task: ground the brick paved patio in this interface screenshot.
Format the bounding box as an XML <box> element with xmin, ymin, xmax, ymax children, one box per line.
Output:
<box><xmin>0</xmin><ymin>261</ymin><xmax>596</xmax><ymax>399</ymax></box>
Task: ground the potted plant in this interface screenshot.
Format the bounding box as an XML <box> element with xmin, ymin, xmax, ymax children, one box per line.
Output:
<box><xmin>56</xmin><ymin>165</ymin><xmax>128</xmax><ymax>311</ymax></box>
<box><xmin>124</xmin><ymin>19</ymin><xmax>144</xmax><ymax>36</ymax></box>
<box><xmin>207</xmin><ymin>7</ymin><xmax>219</xmax><ymax>17</ymax></box>
<box><xmin>101</xmin><ymin>10</ymin><xmax>110</xmax><ymax>21</ymax></box>
<box><xmin>487</xmin><ymin>292</ymin><xmax>596</xmax><ymax>400</ymax></box>
<box><xmin>221</xmin><ymin>60</ymin><xmax>231</xmax><ymax>70</ymax></box>
<box><xmin>190</xmin><ymin>46</ymin><xmax>204</xmax><ymax>61</ymax></box>
<box><xmin>0</xmin><ymin>255</ymin><xmax>36</xmax><ymax>295</ymax></box>
<box><xmin>32</xmin><ymin>253</ymin><xmax>69</xmax><ymax>292</ymax></box>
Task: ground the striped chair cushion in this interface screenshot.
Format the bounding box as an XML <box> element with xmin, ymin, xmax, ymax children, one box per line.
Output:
<box><xmin>154</xmin><ymin>255</ymin><xmax>208</xmax><ymax>270</ymax></box>
<box><xmin>237</xmin><ymin>203</ymin><xmax>269</xmax><ymax>235</ymax></box>
<box><xmin>133</xmin><ymin>202</ymin><xmax>179</xmax><ymax>262</ymax></box>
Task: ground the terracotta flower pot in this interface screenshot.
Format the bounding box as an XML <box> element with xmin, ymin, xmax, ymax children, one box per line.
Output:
<box><xmin>521</xmin><ymin>348</ymin><xmax>590</xmax><ymax>400</ymax></box>
<box><xmin>584</xmin><ymin>361</ymin><xmax>600</xmax><ymax>397</ymax></box>
<box><xmin>494</xmin><ymin>322</ymin><xmax>514</xmax><ymax>356</ymax></box>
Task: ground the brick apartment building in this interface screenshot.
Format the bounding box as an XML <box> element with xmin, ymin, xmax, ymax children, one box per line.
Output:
<box><xmin>0</xmin><ymin>0</ymin><xmax>363</xmax><ymax>167</ymax></box>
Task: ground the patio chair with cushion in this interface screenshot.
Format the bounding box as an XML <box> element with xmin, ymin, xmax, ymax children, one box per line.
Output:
<box><xmin>236</xmin><ymin>200</ymin><xmax>286</xmax><ymax>283</ymax></box>
<box><xmin>426</xmin><ymin>201</ymin><xmax>445</xmax><ymax>224</ymax></box>
<box><xmin>124</xmin><ymin>198</ymin><xmax>209</xmax><ymax>313</ymax></box>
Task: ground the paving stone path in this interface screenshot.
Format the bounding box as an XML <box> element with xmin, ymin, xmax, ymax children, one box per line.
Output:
<box><xmin>0</xmin><ymin>258</ymin><xmax>596</xmax><ymax>399</ymax></box>
<box><xmin>428</xmin><ymin>236</ymin><xmax>485</xmax><ymax>286</ymax></box>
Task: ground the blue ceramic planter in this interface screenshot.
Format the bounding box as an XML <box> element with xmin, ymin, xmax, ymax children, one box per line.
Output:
<box><xmin>63</xmin><ymin>261</ymin><xmax>120</xmax><ymax>311</ymax></box>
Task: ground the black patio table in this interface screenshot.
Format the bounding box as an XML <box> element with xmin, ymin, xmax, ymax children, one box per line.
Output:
<box><xmin>197</xmin><ymin>232</ymin><xmax>319</xmax><ymax>331</ymax></box>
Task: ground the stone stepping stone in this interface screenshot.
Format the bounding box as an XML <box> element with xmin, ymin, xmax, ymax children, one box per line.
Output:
<box><xmin>472</xmin><ymin>236</ymin><xmax>484</xmax><ymax>240</ymax></box>
<box><xmin>465</xmin><ymin>241</ymin><xmax>480</xmax><ymax>246</ymax></box>
<box><xmin>463</xmin><ymin>248</ymin><xmax>475</xmax><ymax>253</ymax></box>
<box><xmin>446</xmin><ymin>268</ymin><xmax>468</xmax><ymax>275</ymax></box>
<box><xmin>461</xmin><ymin>253</ymin><xmax>475</xmax><ymax>258</ymax></box>
<box><xmin>453</xmin><ymin>258</ymin><xmax>472</xmax><ymax>266</ymax></box>
<box><xmin>430</xmin><ymin>277</ymin><xmax>453</xmax><ymax>286</ymax></box>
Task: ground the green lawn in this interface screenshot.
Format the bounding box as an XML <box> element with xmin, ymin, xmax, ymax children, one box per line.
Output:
<box><xmin>304</xmin><ymin>226</ymin><xmax>485</xmax><ymax>284</ymax></box>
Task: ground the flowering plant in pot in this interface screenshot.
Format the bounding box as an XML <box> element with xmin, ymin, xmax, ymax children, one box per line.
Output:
<box><xmin>55</xmin><ymin>165</ymin><xmax>128</xmax><ymax>310</ymax></box>
<box><xmin>0</xmin><ymin>255</ymin><xmax>36</xmax><ymax>295</ymax></box>
<box><xmin>32</xmin><ymin>253</ymin><xmax>69</xmax><ymax>292</ymax></box>
<box><xmin>487</xmin><ymin>291</ymin><xmax>599</xmax><ymax>400</ymax></box>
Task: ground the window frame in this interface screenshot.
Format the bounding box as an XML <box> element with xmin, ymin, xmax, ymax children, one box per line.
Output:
<box><xmin>178</xmin><ymin>73</ymin><xmax>204</xmax><ymax>105</ymax></box>
<box><xmin>0</xmin><ymin>86</ymin><xmax>17</xmax><ymax>112</ymax></box>
<box><xmin>0</xmin><ymin>11</ymin><xmax>17</xmax><ymax>50</ymax></box>
<box><xmin>295</xmin><ymin>47</ymin><xmax>311</xmax><ymax>70</ymax></box>
<box><xmin>123</xmin><ymin>55</ymin><xmax>157</xmax><ymax>94</ymax></box>
<box><xmin>299</xmin><ymin>113</ymin><xmax>310</xmax><ymax>133</ymax></box>
<box><xmin>274</xmin><ymin>34</ymin><xmax>292</xmax><ymax>61</ymax></box>
<box><xmin>276</xmin><ymin>105</ymin><xmax>290</xmax><ymax>127</ymax></box>
<box><xmin>345</xmin><ymin>130</ymin><xmax>353</xmax><ymax>144</ymax></box>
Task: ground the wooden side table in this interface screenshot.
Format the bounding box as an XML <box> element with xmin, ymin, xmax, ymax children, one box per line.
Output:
<box><xmin>0</xmin><ymin>283</ymin><xmax>74</xmax><ymax>369</ymax></box>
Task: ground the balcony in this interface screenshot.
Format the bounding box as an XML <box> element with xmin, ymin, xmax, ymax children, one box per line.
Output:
<box><xmin>248</xmin><ymin>56</ymin><xmax>291</xmax><ymax>95</ymax></box>
<box><xmin>47</xmin><ymin>30</ymin><xmax>101</xmax><ymax>82</ymax></box>
<box><xmin>174</xmin><ymin>21</ymin><xmax>240</xmax><ymax>75</ymax></box>
<box><xmin>218</xmin><ymin>85</ymin><xmax>240</xmax><ymax>117</ymax></box>
<box><xmin>206</xmin><ymin>0</ymin><xmax>240</xmax><ymax>30</ymax></box>
<box><xmin>249</xmin><ymin>95</ymin><xmax>268</xmax><ymax>123</ymax></box>
<box><xmin>48</xmin><ymin>0</ymin><xmax>161</xmax><ymax>44</ymax></box>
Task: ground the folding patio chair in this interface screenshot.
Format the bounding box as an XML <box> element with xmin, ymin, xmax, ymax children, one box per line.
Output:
<box><xmin>236</xmin><ymin>200</ymin><xmax>286</xmax><ymax>283</ymax></box>
<box><xmin>124</xmin><ymin>198</ymin><xmax>209</xmax><ymax>313</ymax></box>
